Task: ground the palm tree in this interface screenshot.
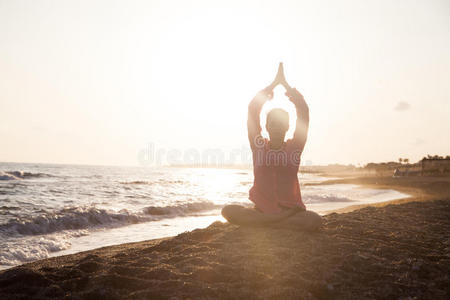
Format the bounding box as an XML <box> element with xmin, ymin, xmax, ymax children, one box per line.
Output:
<box><xmin>398</xmin><ymin>158</ymin><xmax>403</xmax><ymax>164</ymax></box>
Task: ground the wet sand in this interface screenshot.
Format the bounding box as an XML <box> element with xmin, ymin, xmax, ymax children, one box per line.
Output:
<box><xmin>1</xmin><ymin>176</ymin><xmax>449</xmax><ymax>299</ymax></box>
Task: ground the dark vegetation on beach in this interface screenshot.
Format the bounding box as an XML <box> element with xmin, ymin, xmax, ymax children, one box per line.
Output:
<box><xmin>0</xmin><ymin>176</ymin><xmax>449</xmax><ymax>299</ymax></box>
<box><xmin>301</xmin><ymin>154</ymin><xmax>450</xmax><ymax>177</ymax></box>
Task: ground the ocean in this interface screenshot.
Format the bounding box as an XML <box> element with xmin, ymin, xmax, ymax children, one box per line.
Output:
<box><xmin>0</xmin><ymin>162</ymin><xmax>409</xmax><ymax>269</ymax></box>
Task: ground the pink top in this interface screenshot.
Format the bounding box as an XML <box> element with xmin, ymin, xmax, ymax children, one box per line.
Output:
<box><xmin>247</xmin><ymin>88</ymin><xmax>309</xmax><ymax>214</ymax></box>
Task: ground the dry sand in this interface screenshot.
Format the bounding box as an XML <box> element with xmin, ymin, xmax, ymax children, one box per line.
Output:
<box><xmin>1</xmin><ymin>176</ymin><xmax>449</xmax><ymax>299</ymax></box>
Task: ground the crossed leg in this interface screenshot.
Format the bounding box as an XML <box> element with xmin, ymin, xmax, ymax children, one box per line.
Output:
<box><xmin>271</xmin><ymin>210</ymin><xmax>323</xmax><ymax>231</ymax></box>
<box><xmin>221</xmin><ymin>205</ymin><xmax>322</xmax><ymax>231</ymax></box>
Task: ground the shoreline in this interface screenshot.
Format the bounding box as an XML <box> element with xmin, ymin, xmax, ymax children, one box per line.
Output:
<box><xmin>0</xmin><ymin>175</ymin><xmax>422</xmax><ymax>270</ymax></box>
<box><xmin>0</xmin><ymin>174</ymin><xmax>409</xmax><ymax>271</ymax></box>
<box><xmin>311</xmin><ymin>175</ymin><xmax>449</xmax><ymax>214</ymax></box>
<box><xmin>1</xmin><ymin>175</ymin><xmax>449</xmax><ymax>298</ymax></box>
<box><xmin>312</xmin><ymin>175</ymin><xmax>420</xmax><ymax>214</ymax></box>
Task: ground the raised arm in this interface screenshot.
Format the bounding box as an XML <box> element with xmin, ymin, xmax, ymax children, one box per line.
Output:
<box><xmin>286</xmin><ymin>88</ymin><xmax>309</xmax><ymax>150</ymax></box>
<box><xmin>248</xmin><ymin>88</ymin><xmax>272</xmax><ymax>149</ymax></box>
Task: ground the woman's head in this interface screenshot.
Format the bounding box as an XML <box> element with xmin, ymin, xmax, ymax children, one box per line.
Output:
<box><xmin>266</xmin><ymin>108</ymin><xmax>289</xmax><ymax>140</ymax></box>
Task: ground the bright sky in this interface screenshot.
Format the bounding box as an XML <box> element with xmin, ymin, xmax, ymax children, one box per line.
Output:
<box><xmin>1</xmin><ymin>0</ymin><xmax>449</xmax><ymax>166</ymax></box>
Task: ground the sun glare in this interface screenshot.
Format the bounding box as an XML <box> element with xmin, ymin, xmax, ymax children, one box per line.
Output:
<box><xmin>144</xmin><ymin>6</ymin><xmax>299</xmax><ymax>139</ymax></box>
<box><xmin>260</xmin><ymin>86</ymin><xmax>298</xmax><ymax>140</ymax></box>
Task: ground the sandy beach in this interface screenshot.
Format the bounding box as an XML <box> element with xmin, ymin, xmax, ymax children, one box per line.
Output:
<box><xmin>2</xmin><ymin>0</ymin><xmax>449</xmax><ymax>298</ymax></box>
<box><xmin>0</xmin><ymin>175</ymin><xmax>449</xmax><ymax>299</ymax></box>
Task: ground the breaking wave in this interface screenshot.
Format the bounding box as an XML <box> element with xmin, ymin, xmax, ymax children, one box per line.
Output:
<box><xmin>120</xmin><ymin>180</ymin><xmax>151</xmax><ymax>185</ymax></box>
<box><xmin>143</xmin><ymin>202</ymin><xmax>222</xmax><ymax>216</ymax></box>
<box><xmin>0</xmin><ymin>201</ymin><xmax>223</xmax><ymax>237</ymax></box>
<box><xmin>0</xmin><ymin>207</ymin><xmax>149</xmax><ymax>236</ymax></box>
<box><xmin>303</xmin><ymin>194</ymin><xmax>355</xmax><ymax>204</ymax></box>
<box><xmin>120</xmin><ymin>179</ymin><xmax>186</xmax><ymax>185</ymax></box>
<box><xmin>0</xmin><ymin>171</ymin><xmax>53</xmax><ymax>181</ymax></box>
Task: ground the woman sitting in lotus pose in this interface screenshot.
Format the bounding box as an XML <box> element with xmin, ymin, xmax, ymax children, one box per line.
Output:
<box><xmin>221</xmin><ymin>63</ymin><xmax>322</xmax><ymax>231</ymax></box>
